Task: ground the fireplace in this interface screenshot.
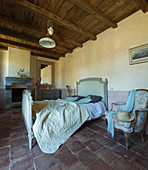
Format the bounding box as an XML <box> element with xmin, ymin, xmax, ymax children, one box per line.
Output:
<box><xmin>5</xmin><ymin>77</ymin><xmax>33</xmax><ymax>109</ymax></box>
<box><xmin>12</xmin><ymin>88</ymin><xmax>26</xmax><ymax>103</ymax></box>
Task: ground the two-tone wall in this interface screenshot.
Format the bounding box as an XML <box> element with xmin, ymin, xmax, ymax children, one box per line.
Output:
<box><xmin>0</xmin><ymin>47</ymin><xmax>57</xmax><ymax>109</ymax></box>
<box><xmin>56</xmin><ymin>11</ymin><xmax>148</xmax><ymax>110</ymax></box>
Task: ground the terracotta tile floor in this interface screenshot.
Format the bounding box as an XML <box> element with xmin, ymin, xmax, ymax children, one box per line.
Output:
<box><xmin>0</xmin><ymin>107</ymin><xmax>148</xmax><ymax>170</ymax></box>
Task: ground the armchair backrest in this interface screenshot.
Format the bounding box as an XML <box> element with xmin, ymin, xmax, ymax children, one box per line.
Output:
<box><xmin>133</xmin><ymin>89</ymin><xmax>148</xmax><ymax>133</ymax></box>
<box><xmin>134</xmin><ymin>89</ymin><xmax>148</xmax><ymax>110</ymax></box>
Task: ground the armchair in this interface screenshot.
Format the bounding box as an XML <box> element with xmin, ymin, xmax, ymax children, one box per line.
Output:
<box><xmin>106</xmin><ymin>89</ymin><xmax>148</xmax><ymax>149</ymax></box>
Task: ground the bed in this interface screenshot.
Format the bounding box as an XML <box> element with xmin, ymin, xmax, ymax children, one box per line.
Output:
<box><xmin>22</xmin><ymin>77</ymin><xmax>108</xmax><ymax>153</ymax></box>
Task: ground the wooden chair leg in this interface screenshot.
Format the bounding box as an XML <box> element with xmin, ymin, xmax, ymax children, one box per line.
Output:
<box><xmin>124</xmin><ymin>132</ymin><xmax>130</xmax><ymax>150</ymax></box>
<box><xmin>105</xmin><ymin>119</ymin><xmax>108</xmax><ymax>131</ymax></box>
<box><xmin>141</xmin><ymin>131</ymin><xmax>144</xmax><ymax>143</ymax></box>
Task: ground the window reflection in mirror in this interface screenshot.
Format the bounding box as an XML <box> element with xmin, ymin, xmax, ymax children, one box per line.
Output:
<box><xmin>37</xmin><ymin>60</ymin><xmax>55</xmax><ymax>86</ymax></box>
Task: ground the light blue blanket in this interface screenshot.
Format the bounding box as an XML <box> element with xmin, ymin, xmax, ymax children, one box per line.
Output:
<box><xmin>107</xmin><ymin>90</ymin><xmax>136</xmax><ymax>138</ymax></box>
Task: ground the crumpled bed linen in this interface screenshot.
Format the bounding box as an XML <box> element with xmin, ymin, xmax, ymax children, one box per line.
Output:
<box><xmin>33</xmin><ymin>99</ymin><xmax>89</xmax><ymax>153</ymax></box>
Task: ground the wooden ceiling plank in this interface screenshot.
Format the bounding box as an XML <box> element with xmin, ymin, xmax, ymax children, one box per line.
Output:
<box><xmin>47</xmin><ymin>0</ymin><xmax>65</xmax><ymax>14</ymax></box>
<box><xmin>57</xmin><ymin>0</ymin><xmax>74</xmax><ymax>19</ymax></box>
<box><xmin>70</xmin><ymin>0</ymin><xmax>117</xmax><ymax>28</ymax></box>
<box><xmin>0</xmin><ymin>38</ymin><xmax>61</xmax><ymax>59</ymax></box>
<box><xmin>32</xmin><ymin>14</ymin><xmax>43</xmax><ymax>27</ymax></box>
<box><xmin>27</xmin><ymin>0</ymin><xmax>38</xmax><ymax>4</ymax></box>
<box><xmin>7</xmin><ymin>0</ymin><xmax>96</xmax><ymax>40</ymax></box>
<box><xmin>0</xmin><ymin>28</ymin><xmax>72</xmax><ymax>53</ymax></box>
<box><xmin>134</xmin><ymin>0</ymin><xmax>148</xmax><ymax>13</ymax></box>
<box><xmin>14</xmin><ymin>4</ymin><xmax>25</xmax><ymax>22</ymax></box>
<box><xmin>104</xmin><ymin>0</ymin><xmax>128</xmax><ymax>16</ymax></box>
<box><xmin>23</xmin><ymin>10</ymin><xmax>34</xmax><ymax>25</ymax></box>
<box><xmin>38</xmin><ymin>0</ymin><xmax>51</xmax><ymax>9</ymax></box>
<box><xmin>90</xmin><ymin>0</ymin><xmax>104</xmax><ymax>7</ymax></box>
<box><xmin>3</xmin><ymin>0</ymin><xmax>15</xmax><ymax>18</ymax></box>
<box><xmin>97</xmin><ymin>0</ymin><xmax>120</xmax><ymax>12</ymax></box>
<box><xmin>106</xmin><ymin>0</ymin><xmax>138</xmax><ymax>21</ymax></box>
<box><xmin>0</xmin><ymin>15</ymin><xmax>82</xmax><ymax>48</ymax></box>
<box><xmin>0</xmin><ymin>0</ymin><xmax>3</xmax><ymax>15</ymax></box>
<box><xmin>64</xmin><ymin>5</ymin><xmax>88</xmax><ymax>25</ymax></box>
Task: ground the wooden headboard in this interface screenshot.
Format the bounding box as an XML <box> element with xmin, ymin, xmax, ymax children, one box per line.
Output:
<box><xmin>76</xmin><ymin>77</ymin><xmax>108</xmax><ymax>108</ymax></box>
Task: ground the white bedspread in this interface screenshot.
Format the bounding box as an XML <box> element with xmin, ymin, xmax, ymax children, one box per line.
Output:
<box><xmin>33</xmin><ymin>99</ymin><xmax>89</xmax><ymax>153</ymax></box>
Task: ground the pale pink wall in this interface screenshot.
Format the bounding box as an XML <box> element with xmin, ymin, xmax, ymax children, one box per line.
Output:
<box><xmin>108</xmin><ymin>90</ymin><xmax>129</xmax><ymax>111</ymax></box>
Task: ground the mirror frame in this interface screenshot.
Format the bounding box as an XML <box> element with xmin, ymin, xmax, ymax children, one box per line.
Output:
<box><xmin>37</xmin><ymin>60</ymin><xmax>55</xmax><ymax>86</ymax></box>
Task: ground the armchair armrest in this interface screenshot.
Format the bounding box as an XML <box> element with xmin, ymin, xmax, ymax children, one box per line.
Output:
<box><xmin>132</xmin><ymin>108</ymin><xmax>148</xmax><ymax>131</ymax></box>
<box><xmin>111</xmin><ymin>102</ymin><xmax>126</xmax><ymax>111</ymax></box>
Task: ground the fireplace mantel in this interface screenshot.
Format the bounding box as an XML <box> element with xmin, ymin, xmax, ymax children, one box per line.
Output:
<box><xmin>6</xmin><ymin>77</ymin><xmax>33</xmax><ymax>88</ymax></box>
<box><xmin>5</xmin><ymin>77</ymin><xmax>33</xmax><ymax>109</ymax></box>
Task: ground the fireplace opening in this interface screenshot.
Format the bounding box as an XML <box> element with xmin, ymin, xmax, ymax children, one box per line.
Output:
<box><xmin>12</xmin><ymin>88</ymin><xmax>25</xmax><ymax>105</ymax></box>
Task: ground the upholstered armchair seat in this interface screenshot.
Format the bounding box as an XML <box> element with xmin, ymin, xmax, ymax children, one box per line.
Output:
<box><xmin>106</xmin><ymin>89</ymin><xmax>148</xmax><ymax>149</ymax></box>
<box><xmin>114</xmin><ymin>120</ymin><xmax>133</xmax><ymax>133</ymax></box>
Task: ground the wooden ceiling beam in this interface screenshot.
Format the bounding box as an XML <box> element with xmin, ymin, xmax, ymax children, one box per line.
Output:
<box><xmin>7</xmin><ymin>0</ymin><xmax>96</xmax><ymax>40</ymax></box>
<box><xmin>0</xmin><ymin>38</ymin><xmax>61</xmax><ymax>60</ymax></box>
<box><xmin>0</xmin><ymin>46</ymin><xmax>8</xmax><ymax>50</ymax></box>
<box><xmin>135</xmin><ymin>0</ymin><xmax>148</xmax><ymax>13</ymax></box>
<box><xmin>70</xmin><ymin>0</ymin><xmax>117</xmax><ymax>28</ymax></box>
<box><xmin>0</xmin><ymin>28</ymin><xmax>72</xmax><ymax>53</ymax></box>
<box><xmin>31</xmin><ymin>52</ymin><xmax>59</xmax><ymax>60</ymax></box>
<box><xmin>0</xmin><ymin>15</ymin><xmax>82</xmax><ymax>48</ymax></box>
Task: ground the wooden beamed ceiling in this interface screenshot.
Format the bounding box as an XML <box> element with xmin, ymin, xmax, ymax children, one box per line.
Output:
<box><xmin>0</xmin><ymin>0</ymin><xmax>147</xmax><ymax>60</ymax></box>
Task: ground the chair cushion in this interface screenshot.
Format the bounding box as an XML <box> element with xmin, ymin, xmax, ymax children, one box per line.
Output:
<box><xmin>114</xmin><ymin>120</ymin><xmax>133</xmax><ymax>133</ymax></box>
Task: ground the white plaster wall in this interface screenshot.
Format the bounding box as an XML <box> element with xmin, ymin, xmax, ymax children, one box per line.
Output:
<box><xmin>8</xmin><ymin>47</ymin><xmax>30</xmax><ymax>77</ymax></box>
<box><xmin>57</xmin><ymin>11</ymin><xmax>148</xmax><ymax>91</ymax></box>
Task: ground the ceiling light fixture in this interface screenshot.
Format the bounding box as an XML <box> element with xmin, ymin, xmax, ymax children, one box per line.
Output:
<box><xmin>39</xmin><ymin>20</ymin><xmax>56</xmax><ymax>48</ymax></box>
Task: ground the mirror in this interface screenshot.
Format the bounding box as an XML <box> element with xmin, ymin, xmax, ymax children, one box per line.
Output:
<box><xmin>37</xmin><ymin>60</ymin><xmax>55</xmax><ymax>87</ymax></box>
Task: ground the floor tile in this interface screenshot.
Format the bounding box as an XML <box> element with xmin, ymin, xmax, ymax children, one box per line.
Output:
<box><xmin>74</xmin><ymin>132</ymin><xmax>92</xmax><ymax>144</ymax></box>
<box><xmin>11</xmin><ymin>144</ymin><xmax>31</xmax><ymax>160</ymax></box>
<box><xmin>66</xmin><ymin>140</ymin><xmax>85</xmax><ymax>153</ymax></box>
<box><xmin>0</xmin><ymin>156</ymin><xmax>9</xmax><ymax>169</ymax></box>
<box><xmin>56</xmin><ymin>150</ymin><xmax>78</xmax><ymax>167</ymax></box>
<box><xmin>113</xmin><ymin>144</ymin><xmax>136</xmax><ymax>160</ymax></box>
<box><xmin>111</xmin><ymin>156</ymin><xmax>139</xmax><ymax>170</ymax></box>
<box><xmin>96</xmin><ymin>147</ymin><xmax>118</xmax><ymax>164</ymax></box>
<box><xmin>54</xmin><ymin>144</ymin><xmax>69</xmax><ymax>156</ymax></box>
<box><xmin>76</xmin><ymin>148</ymin><xmax>98</xmax><ymax>166</ymax></box>
<box><xmin>84</xmin><ymin>139</ymin><xmax>103</xmax><ymax>152</ymax></box>
<box><xmin>34</xmin><ymin>154</ymin><xmax>58</xmax><ymax>170</ymax></box>
<box><xmin>61</xmin><ymin>161</ymin><xmax>86</xmax><ymax>170</ymax></box>
<box><xmin>49</xmin><ymin>163</ymin><xmax>62</xmax><ymax>170</ymax></box>
<box><xmin>11</xmin><ymin>131</ymin><xmax>27</xmax><ymax>140</ymax></box>
<box><xmin>10</xmin><ymin>154</ymin><xmax>33</xmax><ymax>170</ymax></box>
<box><xmin>130</xmin><ymin>154</ymin><xmax>148</xmax><ymax>170</ymax></box>
<box><xmin>0</xmin><ymin>139</ymin><xmax>10</xmax><ymax>148</ymax></box>
<box><xmin>0</xmin><ymin>146</ymin><xmax>10</xmax><ymax>158</ymax></box>
<box><xmin>88</xmin><ymin>158</ymin><xmax>113</xmax><ymax>170</ymax></box>
<box><xmin>11</xmin><ymin>137</ymin><xmax>28</xmax><ymax>149</ymax></box>
<box><xmin>131</xmin><ymin>145</ymin><xmax>148</xmax><ymax>157</ymax></box>
<box><xmin>99</xmin><ymin>137</ymin><xmax>119</xmax><ymax>150</ymax></box>
<box><xmin>31</xmin><ymin>143</ymin><xmax>44</xmax><ymax>158</ymax></box>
